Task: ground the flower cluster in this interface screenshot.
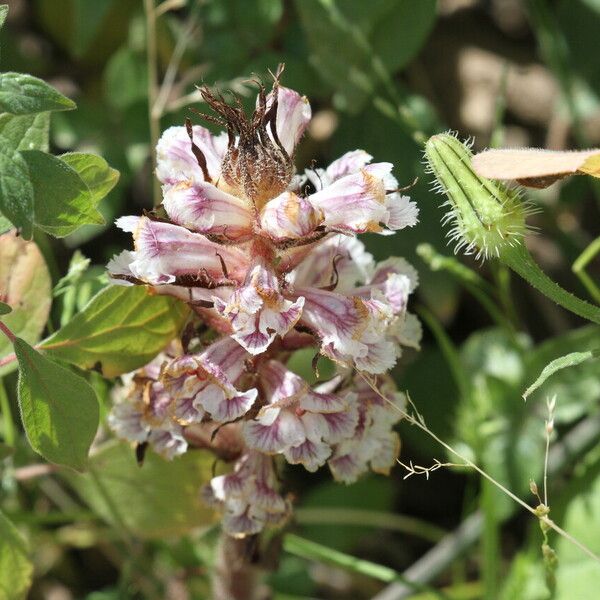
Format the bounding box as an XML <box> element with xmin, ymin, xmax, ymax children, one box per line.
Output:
<box><xmin>108</xmin><ymin>71</ymin><xmax>420</xmax><ymax>537</ymax></box>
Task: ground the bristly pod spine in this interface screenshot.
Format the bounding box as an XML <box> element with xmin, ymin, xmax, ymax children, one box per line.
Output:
<box><xmin>424</xmin><ymin>131</ymin><xmax>537</xmax><ymax>261</ymax></box>
<box><xmin>424</xmin><ymin>132</ymin><xmax>600</xmax><ymax>325</ymax></box>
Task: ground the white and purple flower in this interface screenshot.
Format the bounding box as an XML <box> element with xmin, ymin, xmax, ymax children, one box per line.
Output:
<box><xmin>108</xmin><ymin>69</ymin><xmax>420</xmax><ymax>538</ymax></box>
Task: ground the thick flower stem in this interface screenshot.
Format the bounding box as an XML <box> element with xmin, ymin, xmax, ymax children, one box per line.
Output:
<box><xmin>501</xmin><ymin>243</ymin><xmax>600</xmax><ymax>324</ymax></box>
<box><xmin>212</xmin><ymin>533</ymin><xmax>265</xmax><ymax>600</ymax></box>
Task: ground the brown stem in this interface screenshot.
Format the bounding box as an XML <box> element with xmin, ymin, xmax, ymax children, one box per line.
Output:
<box><xmin>212</xmin><ymin>533</ymin><xmax>267</xmax><ymax>600</ymax></box>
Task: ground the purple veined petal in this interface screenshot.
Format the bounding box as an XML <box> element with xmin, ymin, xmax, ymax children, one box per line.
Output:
<box><xmin>320</xmin><ymin>408</ymin><xmax>360</xmax><ymax>444</ymax></box>
<box><xmin>126</xmin><ymin>216</ymin><xmax>248</xmax><ymax>285</ymax></box>
<box><xmin>266</xmin><ymin>86</ymin><xmax>311</xmax><ymax>156</ymax></box>
<box><xmin>200</xmin><ymin>385</ymin><xmax>258</xmax><ymax>422</ymax></box>
<box><xmin>162</xmin><ymin>180</ymin><xmax>254</xmax><ymax>241</ymax></box>
<box><xmin>299</xmin><ymin>389</ymin><xmax>346</xmax><ymax>413</ymax></box>
<box><xmin>306</xmin><ymin>149</ymin><xmax>373</xmax><ymax>190</ymax></box>
<box><xmin>222</xmin><ymin>508</ymin><xmax>266</xmax><ymax>538</ymax></box>
<box><xmin>259</xmin><ymin>191</ymin><xmax>322</xmax><ymax>240</ymax></box>
<box><xmin>370</xmin><ymin>431</ymin><xmax>401</xmax><ymax>475</ymax></box>
<box><xmin>148</xmin><ymin>425</ymin><xmax>188</xmax><ymax>460</ymax></box>
<box><xmin>259</xmin><ymin>360</ymin><xmax>307</xmax><ymax>404</ymax></box>
<box><xmin>156</xmin><ymin>125</ymin><xmax>228</xmax><ymax>188</ymax></box>
<box><xmin>284</xmin><ymin>438</ymin><xmax>332</xmax><ymax>472</ymax></box>
<box><xmin>107</xmin><ymin>250</ymin><xmax>136</xmax><ymax>285</ymax></box>
<box><xmin>107</xmin><ymin>401</ymin><xmax>148</xmax><ymax>443</ymax></box>
<box><xmin>299</xmin><ymin>288</ymin><xmax>397</xmax><ymax>373</ymax></box>
<box><xmin>214</xmin><ymin>262</ymin><xmax>305</xmax><ymax>355</ymax></box>
<box><xmin>328</xmin><ymin>442</ymin><xmax>366</xmax><ymax>484</ymax></box>
<box><xmin>354</xmin><ymin>338</ymin><xmax>399</xmax><ymax>375</ymax></box>
<box><xmin>385</xmin><ymin>192</ymin><xmax>419</xmax><ymax>230</ymax></box>
<box><xmin>243</xmin><ymin>408</ymin><xmax>305</xmax><ymax>454</ymax></box>
<box><xmin>286</xmin><ymin>234</ymin><xmax>375</xmax><ymax>291</ymax></box>
<box><xmin>390</xmin><ymin>312</ymin><xmax>423</xmax><ymax>351</ymax></box>
<box><xmin>308</xmin><ymin>163</ymin><xmax>392</xmax><ymax>233</ymax></box>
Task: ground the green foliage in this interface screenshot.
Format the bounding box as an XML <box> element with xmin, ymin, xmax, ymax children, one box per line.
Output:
<box><xmin>0</xmin><ymin>72</ymin><xmax>75</xmax><ymax>115</ymax></box>
<box><xmin>523</xmin><ymin>349</ymin><xmax>599</xmax><ymax>400</ymax></box>
<box><xmin>0</xmin><ymin>509</ymin><xmax>33</xmax><ymax>600</ymax></box>
<box><xmin>295</xmin><ymin>0</ymin><xmax>436</xmax><ymax>113</ymax></box>
<box><xmin>0</xmin><ymin>232</ymin><xmax>52</xmax><ymax>377</ymax></box>
<box><xmin>60</xmin><ymin>152</ymin><xmax>120</xmax><ymax>207</ymax></box>
<box><xmin>65</xmin><ymin>442</ymin><xmax>215</xmax><ymax>538</ymax></box>
<box><xmin>41</xmin><ymin>285</ymin><xmax>190</xmax><ymax>377</ymax></box>
<box><xmin>14</xmin><ymin>337</ymin><xmax>99</xmax><ymax>471</ymax></box>
<box><xmin>0</xmin><ymin>301</ymin><xmax>10</xmax><ymax>315</ymax></box>
<box><xmin>21</xmin><ymin>150</ymin><xmax>105</xmax><ymax>237</ymax></box>
<box><xmin>0</xmin><ymin>112</ymin><xmax>49</xmax><ymax>238</ymax></box>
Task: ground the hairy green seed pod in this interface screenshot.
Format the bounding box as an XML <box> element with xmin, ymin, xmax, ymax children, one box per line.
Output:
<box><xmin>425</xmin><ymin>132</ymin><xmax>600</xmax><ymax>325</ymax></box>
<box><xmin>424</xmin><ymin>132</ymin><xmax>532</xmax><ymax>261</ymax></box>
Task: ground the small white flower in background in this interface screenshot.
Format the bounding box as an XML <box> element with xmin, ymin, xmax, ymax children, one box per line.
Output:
<box><xmin>108</xmin><ymin>66</ymin><xmax>420</xmax><ymax>538</ymax></box>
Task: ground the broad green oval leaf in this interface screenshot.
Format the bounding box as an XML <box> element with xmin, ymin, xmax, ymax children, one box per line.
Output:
<box><xmin>523</xmin><ymin>349</ymin><xmax>599</xmax><ymax>400</ymax></box>
<box><xmin>0</xmin><ymin>301</ymin><xmax>10</xmax><ymax>315</ymax></box>
<box><xmin>0</xmin><ymin>72</ymin><xmax>75</xmax><ymax>115</ymax></box>
<box><xmin>14</xmin><ymin>337</ymin><xmax>99</xmax><ymax>471</ymax></box>
<box><xmin>60</xmin><ymin>152</ymin><xmax>119</xmax><ymax>206</ymax></box>
<box><xmin>0</xmin><ymin>509</ymin><xmax>33</xmax><ymax>600</ymax></box>
<box><xmin>41</xmin><ymin>285</ymin><xmax>189</xmax><ymax>377</ymax></box>
<box><xmin>20</xmin><ymin>150</ymin><xmax>104</xmax><ymax>237</ymax></box>
<box><xmin>65</xmin><ymin>441</ymin><xmax>215</xmax><ymax>538</ymax></box>
<box><xmin>0</xmin><ymin>112</ymin><xmax>50</xmax><ymax>237</ymax></box>
<box><xmin>0</xmin><ymin>231</ymin><xmax>52</xmax><ymax>377</ymax></box>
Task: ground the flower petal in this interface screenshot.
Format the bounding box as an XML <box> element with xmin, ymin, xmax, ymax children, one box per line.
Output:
<box><xmin>214</xmin><ymin>262</ymin><xmax>304</xmax><ymax>354</ymax></box>
<box><xmin>156</xmin><ymin>125</ymin><xmax>227</xmax><ymax>188</ymax></box>
<box><xmin>306</xmin><ymin>149</ymin><xmax>373</xmax><ymax>190</ymax></box>
<box><xmin>268</xmin><ymin>86</ymin><xmax>311</xmax><ymax>155</ymax></box>
<box><xmin>244</xmin><ymin>408</ymin><xmax>305</xmax><ymax>454</ymax></box>
<box><xmin>308</xmin><ymin>163</ymin><xmax>391</xmax><ymax>233</ymax></box>
<box><xmin>163</xmin><ymin>180</ymin><xmax>253</xmax><ymax>241</ymax></box>
<box><xmin>124</xmin><ymin>216</ymin><xmax>248</xmax><ymax>285</ymax></box>
<box><xmin>260</xmin><ymin>191</ymin><xmax>322</xmax><ymax>240</ymax></box>
<box><xmin>284</xmin><ymin>438</ymin><xmax>331</xmax><ymax>472</ymax></box>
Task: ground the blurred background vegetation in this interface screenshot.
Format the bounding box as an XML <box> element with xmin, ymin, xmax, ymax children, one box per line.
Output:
<box><xmin>1</xmin><ymin>0</ymin><xmax>600</xmax><ymax>598</ymax></box>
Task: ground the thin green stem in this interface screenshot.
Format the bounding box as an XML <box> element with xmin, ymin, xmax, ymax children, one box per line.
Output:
<box><xmin>416</xmin><ymin>305</ymin><xmax>470</xmax><ymax>400</ymax></box>
<box><xmin>501</xmin><ymin>243</ymin><xmax>600</xmax><ymax>324</ymax></box>
<box><xmin>144</xmin><ymin>0</ymin><xmax>161</xmax><ymax>207</ymax></box>
<box><xmin>572</xmin><ymin>236</ymin><xmax>600</xmax><ymax>304</ymax></box>
<box><xmin>418</xmin><ymin>244</ymin><xmax>515</xmax><ymax>332</ymax></box>
<box><xmin>284</xmin><ymin>533</ymin><xmax>445</xmax><ymax>597</ymax></box>
<box><xmin>0</xmin><ymin>379</ymin><xmax>15</xmax><ymax>447</ymax></box>
<box><xmin>481</xmin><ymin>480</ymin><xmax>499</xmax><ymax>600</ymax></box>
<box><xmin>295</xmin><ymin>507</ymin><xmax>446</xmax><ymax>544</ymax></box>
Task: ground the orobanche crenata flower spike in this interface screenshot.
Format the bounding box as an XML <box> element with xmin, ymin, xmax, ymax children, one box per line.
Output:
<box><xmin>107</xmin><ymin>67</ymin><xmax>421</xmax><ymax>537</ymax></box>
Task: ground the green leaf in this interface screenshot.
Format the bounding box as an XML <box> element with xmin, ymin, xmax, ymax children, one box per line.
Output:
<box><xmin>295</xmin><ymin>0</ymin><xmax>436</xmax><ymax>113</ymax></box>
<box><xmin>20</xmin><ymin>150</ymin><xmax>104</xmax><ymax>237</ymax></box>
<box><xmin>0</xmin><ymin>231</ymin><xmax>52</xmax><ymax>377</ymax></box>
<box><xmin>0</xmin><ymin>301</ymin><xmax>10</xmax><ymax>315</ymax></box>
<box><xmin>525</xmin><ymin>325</ymin><xmax>600</xmax><ymax>423</ymax></box>
<box><xmin>0</xmin><ymin>509</ymin><xmax>33</xmax><ymax>600</ymax></box>
<box><xmin>104</xmin><ymin>46</ymin><xmax>148</xmax><ymax>110</ymax></box>
<box><xmin>60</xmin><ymin>152</ymin><xmax>119</xmax><ymax>206</ymax></box>
<box><xmin>65</xmin><ymin>442</ymin><xmax>215</xmax><ymax>538</ymax></box>
<box><xmin>41</xmin><ymin>286</ymin><xmax>189</xmax><ymax>377</ymax></box>
<box><xmin>0</xmin><ymin>112</ymin><xmax>49</xmax><ymax>238</ymax></box>
<box><xmin>0</xmin><ymin>5</ymin><xmax>8</xmax><ymax>30</ymax></box>
<box><xmin>0</xmin><ymin>73</ymin><xmax>76</xmax><ymax>115</ymax></box>
<box><xmin>14</xmin><ymin>337</ymin><xmax>99</xmax><ymax>471</ymax></box>
<box><xmin>523</xmin><ymin>350</ymin><xmax>600</xmax><ymax>400</ymax></box>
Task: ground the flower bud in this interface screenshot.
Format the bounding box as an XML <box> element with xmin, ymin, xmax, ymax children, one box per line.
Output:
<box><xmin>424</xmin><ymin>133</ymin><xmax>531</xmax><ymax>260</ymax></box>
